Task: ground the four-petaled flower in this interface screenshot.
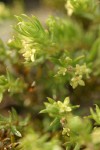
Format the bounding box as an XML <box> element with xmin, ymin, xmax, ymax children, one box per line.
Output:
<box><xmin>70</xmin><ymin>75</ymin><xmax>85</xmax><ymax>89</ymax></box>
<box><xmin>75</xmin><ymin>64</ymin><xmax>90</xmax><ymax>78</ymax></box>
<box><xmin>57</xmin><ymin>97</ymin><xmax>72</xmax><ymax>113</ymax></box>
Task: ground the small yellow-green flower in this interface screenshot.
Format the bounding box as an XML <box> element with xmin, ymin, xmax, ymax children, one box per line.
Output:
<box><xmin>21</xmin><ymin>41</ymin><xmax>36</xmax><ymax>62</ymax></box>
<box><xmin>62</xmin><ymin>127</ymin><xmax>70</xmax><ymax>135</ymax></box>
<box><xmin>57</xmin><ymin>97</ymin><xmax>72</xmax><ymax>113</ymax></box>
<box><xmin>57</xmin><ymin>67</ymin><xmax>67</xmax><ymax>76</ymax></box>
<box><xmin>75</xmin><ymin>64</ymin><xmax>90</xmax><ymax>78</ymax></box>
<box><xmin>70</xmin><ymin>75</ymin><xmax>85</xmax><ymax>89</ymax></box>
<box><xmin>65</xmin><ymin>0</ymin><xmax>74</xmax><ymax>16</ymax></box>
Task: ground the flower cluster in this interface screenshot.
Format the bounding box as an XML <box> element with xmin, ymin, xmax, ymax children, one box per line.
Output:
<box><xmin>21</xmin><ymin>40</ymin><xmax>36</xmax><ymax>62</ymax></box>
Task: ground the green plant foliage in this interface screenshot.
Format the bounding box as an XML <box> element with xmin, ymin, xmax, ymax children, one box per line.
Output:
<box><xmin>8</xmin><ymin>14</ymin><xmax>92</xmax><ymax>90</ymax></box>
<box><xmin>41</xmin><ymin>97</ymin><xmax>100</xmax><ymax>149</ymax></box>
<box><xmin>0</xmin><ymin>0</ymin><xmax>100</xmax><ymax>150</ymax></box>
<box><xmin>65</xmin><ymin>0</ymin><xmax>100</xmax><ymax>19</ymax></box>
<box><xmin>0</xmin><ymin>70</ymin><xmax>25</xmax><ymax>102</ymax></box>
<box><xmin>9</xmin><ymin>15</ymin><xmax>84</xmax><ymax>61</ymax></box>
<box><xmin>18</xmin><ymin>129</ymin><xmax>62</xmax><ymax>150</ymax></box>
<box><xmin>90</xmin><ymin>105</ymin><xmax>100</xmax><ymax>125</ymax></box>
<box><xmin>0</xmin><ymin>108</ymin><xmax>29</xmax><ymax>150</ymax></box>
<box><xmin>0</xmin><ymin>108</ymin><xmax>21</xmax><ymax>137</ymax></box>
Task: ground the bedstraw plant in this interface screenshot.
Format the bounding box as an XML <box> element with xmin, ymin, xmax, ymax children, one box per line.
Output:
<box><xmin>0</xmin><ymin>0</ymin><xmax>100</xmax><ymax>150</ymax></box>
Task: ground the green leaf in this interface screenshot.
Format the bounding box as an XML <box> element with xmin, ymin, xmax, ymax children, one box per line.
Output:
<box><xmin>50</xmin><ymin>117</ymin><xmax>60</xmax><ymax>127</ymax></box>
<box><xmin>88</xmin><ymin>38</ymin><xmax>100</xmax><ymax>61</ymax></box>
<box><xmin>40</xmin><ymin>109</ymin><xmax>47</xmax><ymax>114</ymax></box>
<box><xmin>74</xmin><ymin>143</ymin><xmax>81</xmax><ymax>150</ymax></box>
<box><xmin>47</xmin><ymin>97</ymin><xmax>55</xmax><ymax>104</ymax></box>
<box><xmin>11</xmin><ymin>108</ymin><xmax>18</xmax><ymax>121</ymax></box>
<box><xmin>11</xmin><ymin>126</ymin><xmax>22</xmax><ymax>137</ymax></box>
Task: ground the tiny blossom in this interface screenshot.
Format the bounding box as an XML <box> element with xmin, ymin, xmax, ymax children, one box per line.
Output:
<box><xmin>57</xmin><ymin>67</ymin><xmax>67</xmax><ymax>76</ymax></box>
<box><xmin>62</xmin><ymin>127</ymin><xmax>70</xmax><ymax>135</ymax></box>
<box><xmin>57</xmin><ymin>97</ymin><xmax>72</xmax><ymax>113</ymax></box>
<box><xmin>70</xmin><ymin>75</ymin><xmax>85</xmax><ymax>89</ymax></box>
<box><xmin>65</xmin><ymin>0</ymin><xmax>74</xmax><ymax>16</ymax></box>
<box><xmin>75</xmin><ymin>64</ymin><xmax>90</xmax><ymax>78</ymax></box>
